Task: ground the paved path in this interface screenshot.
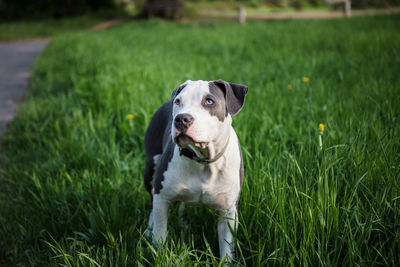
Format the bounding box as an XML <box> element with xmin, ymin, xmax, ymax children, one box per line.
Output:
<box><xmin>0</xmin><ymin>40</ymin><xmax>49</xmax><ymax>137</ymax></box>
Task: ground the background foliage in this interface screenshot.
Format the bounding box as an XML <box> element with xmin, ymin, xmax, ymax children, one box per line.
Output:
<box><xmin>1</xmin><ymin>0</ymin><xmax>399</xmax><ymax>21</ymax></box>
<box><xmin>0</xmin><ymin>0</ymin><xmax>118</xmax><ymax>20</ymax></box>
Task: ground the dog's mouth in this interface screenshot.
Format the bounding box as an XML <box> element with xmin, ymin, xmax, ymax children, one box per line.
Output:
<box><xmin>174</xmin><ymin>133</ymin><xmax>209</xmax><ymax>149</ymax></box>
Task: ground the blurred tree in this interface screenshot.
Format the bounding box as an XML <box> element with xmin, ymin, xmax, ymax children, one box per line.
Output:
<box><xmin>351</xmin><ymin>0</ymin><xmax>400</xmax><ymax>8</ymax></box>
<box><xmin>140</xmin><ymin>0</ymin><xmax>184</xmax><ymax>19</ymax></box>
<box><xmin>115</xmin><ymin>0</ymin><xmax>144</xmax><ymax>12</ymax></box>
<box><xmin>309</xmin><ymin>0</ymin><xmax>323</xmax><ymax>5</ymax></box>
<box><xmin>0</xmin><ymin>0</ymin><xmax>118</xmax><ymax>21</ymax></box>
<box><xmin>269</xmin><ymin>0</ymin><xmax>290</xmax><ymax>7</ymax></box>
<box><xmin>291</xmin><ymin>0</ymin><xmax>307</xmax><ymax>9</ymax></box>
<box><xmin>1</xmin><ymin>0</ymin><xmax>399</xmax><ymax>21</ymax></box>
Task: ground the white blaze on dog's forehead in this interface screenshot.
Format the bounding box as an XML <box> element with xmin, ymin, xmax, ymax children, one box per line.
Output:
<box><xmin>179</xmin><ymin>80</ymin><xmax>209</xmax><ymax>101</ymax></box>
<box><xmin>174</xmin><ymin>80</ymin><xmax>210</xmax><ymax>115</ymax></box>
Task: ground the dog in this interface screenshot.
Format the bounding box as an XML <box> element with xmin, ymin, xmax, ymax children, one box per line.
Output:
<box><xmin>143</xmin><ymin>80</ymin><xmax>248</xmax><ymax>259</ymax></box>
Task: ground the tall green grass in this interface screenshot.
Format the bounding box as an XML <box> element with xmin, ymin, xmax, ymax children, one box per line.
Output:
<box><xmin>1</xmin><ymin>15</ymin><xmax>399</xmax><ymax>266</ymax></box>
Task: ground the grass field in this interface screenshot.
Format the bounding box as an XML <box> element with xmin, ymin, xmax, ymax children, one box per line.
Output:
<box><xmin>1</xmin><ymin>15</ymin><xmax>400</xmax><ymax>266</ymax></box>
<box><xmin>0</xmin><ymin>14</ymin><xmax>112</xmax><ymax>41</ymax></box>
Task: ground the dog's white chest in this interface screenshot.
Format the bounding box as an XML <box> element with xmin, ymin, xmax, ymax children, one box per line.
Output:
<box><xmin>175</xmin><ymin>177</ymin><xmax>233</xmax><ymax>211</ymax></box>
<box><xmin>160</xmin><ymin>147</ymin><xmax>239</xmax><ymax>211</ymax></box>
<box><xmin>177</xmin><ymin>178</ymin><xmax>227</xmax><ymax>208</ymax></box>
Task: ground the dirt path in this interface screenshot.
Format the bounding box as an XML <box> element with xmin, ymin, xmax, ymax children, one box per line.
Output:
<box><xmin>195</xmin><ymin>7</ymin><xmax>400</xmax><ymax>21</ymax></box>
<box><xmin>249</xmin><ymin>7</ymin><xmax>400</xmax><ymax>20</ymax></box>
<box><xmin>91</xmin><ymin>18</ymin><xmax>127</xmax><ymax>31</ymax></box>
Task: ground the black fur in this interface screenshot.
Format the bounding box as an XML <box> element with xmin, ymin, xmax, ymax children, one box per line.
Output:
<box><xmin>143</xmin><ymin>101</ymin><xmax>174</xmax><ymax>198</ymax></box>
<box><xmin>212</xmin><ymin>80</ymin><xmax>248</xmax><ymax>116</ymax></box>
<box><xmin>206</xmin><ymin>82</ymin><xmax>227</xmax><ymax>122</ymax></box>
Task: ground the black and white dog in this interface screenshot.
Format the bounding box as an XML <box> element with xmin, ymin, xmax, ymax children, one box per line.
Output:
<box><xmin>143</xmin><ymin>80</ymin><xmax>248</xmax><ymax>259</ymax></box>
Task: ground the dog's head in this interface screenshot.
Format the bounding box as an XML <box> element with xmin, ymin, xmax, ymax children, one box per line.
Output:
<box><xmin>171</xmin><ymin>80</ymin><xmax>248</xmax><ymax>150</ymax></box>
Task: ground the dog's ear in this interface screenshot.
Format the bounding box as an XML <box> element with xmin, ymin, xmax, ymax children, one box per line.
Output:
<box><xmin>171</xmin><ymin>80</ymin><xmax>191</xmax><ymax>101</ymax></box>
<box><xmin>213</xmin><ymin>80</ymin><xmax>248</xmax><ymax>116</ymax></box>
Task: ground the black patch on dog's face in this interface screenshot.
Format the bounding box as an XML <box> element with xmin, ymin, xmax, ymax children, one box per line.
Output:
<box><xmin>171</xmin><ymin>83</ymin><xmax>187</xmax><ymax>101</ymax></box>
<box><xmin>206</xmin><ymin>82</ymin><xmax>227</xmax><ymax>122</ymax></box>
<box><xmin>211</xmin><ymin>80</ymin><xmax>248</xmax><ymax>116</ymax></box>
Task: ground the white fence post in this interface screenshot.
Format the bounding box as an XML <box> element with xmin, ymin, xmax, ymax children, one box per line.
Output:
<box><xmin>325</xmin><ymin>0</ymin><xmax>352</xmax><ymax>18</ymax></box>
<box><xmin>238</xmin><ymin>5</ymin><xmax>246</xmax><ymax>24</ymax></box>
<box><xmin>345</xmin><ymin>0</ymin><xmax>351</xmax><ymax>17</ymax></box>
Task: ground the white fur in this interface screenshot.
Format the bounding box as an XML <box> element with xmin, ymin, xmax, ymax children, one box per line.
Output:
<box><xmin>150</xmin><ymin>80</ymin><xmax>242</xmax><ymax>259</ymax></box>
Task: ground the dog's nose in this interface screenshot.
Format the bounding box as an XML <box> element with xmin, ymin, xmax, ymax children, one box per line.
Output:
<box><xmin>174</xmin><ymin>113</ymin><xmax>194</xmax><ymax>131</ymax></box>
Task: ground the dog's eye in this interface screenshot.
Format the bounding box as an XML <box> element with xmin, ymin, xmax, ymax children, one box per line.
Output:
<box><xmin>174</xmin><ymin>98</ymin><xmax>181</xmax><ymax>105</ymax></box>
<box><xmin>205</xmin><ymin>98</ymin><xmax>214</xmax><ymax>105</ymax></box>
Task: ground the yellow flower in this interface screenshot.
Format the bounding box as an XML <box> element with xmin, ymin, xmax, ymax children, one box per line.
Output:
<box><xmin>302</xmin><ymin>77</ymin><xmax>310</xmax><ymax>83</ymax></box>
<box><xmin>288</xmin><ymin>84</ymin><xmax>293</xmax><ymax>90</ymax></box>
<box><xmin>319</xmin><ymin>123</ymin><xmax>325</xmax><ymax>132</ymax></box>
<box><xmin>126</xmin><ymin>114</ymin><xmax>135</xmax><ymax>120</ymax></box>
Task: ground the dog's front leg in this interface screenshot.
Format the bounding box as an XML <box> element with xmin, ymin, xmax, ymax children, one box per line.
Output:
<box><xmin>152</xmin><ymin>194</ymin><xmax>170</xmax><ymax>244</ymax></box>
<box><xmin>218</xmin><ymin>208</ymin><xmax>238</xmax><ymax>260</ymax></box>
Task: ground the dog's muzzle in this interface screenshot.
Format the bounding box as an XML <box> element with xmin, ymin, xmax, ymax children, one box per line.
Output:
<box><xmin>174</xmin><ymin>113</ymin><xmax>194</xmax><ymax>133</ymax></box>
